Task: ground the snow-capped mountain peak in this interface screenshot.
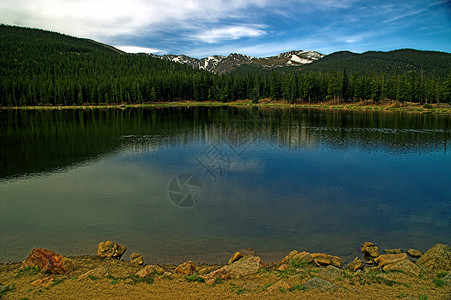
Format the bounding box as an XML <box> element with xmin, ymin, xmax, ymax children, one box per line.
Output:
<box><xmin>153</xmin><ymin>50</ymin><xmax>325</xmax><ymax>73</ymax></box>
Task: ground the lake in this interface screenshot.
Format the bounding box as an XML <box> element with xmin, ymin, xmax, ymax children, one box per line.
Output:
<box><xmin>0</xmin><ymin>107</ymin><xmax>450</xmax><ymax>264</ymax></box>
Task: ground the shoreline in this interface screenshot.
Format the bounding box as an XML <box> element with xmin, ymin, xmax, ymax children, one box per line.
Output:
<box><xmin>1</xmin><ymin>242</ymin><xmax>449</xmax><ymax>299</ymax></box>
<box><xmin>2</xmin><ymin>100</ymin><xmax>451</xmax><ymax>114</ymax></box>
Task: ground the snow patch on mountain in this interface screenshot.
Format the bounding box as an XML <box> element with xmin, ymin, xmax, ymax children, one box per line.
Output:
<box><xmin>153</xmin><ymin>50</ymin><xmax>325</xmax><ymax>73</ymax></box>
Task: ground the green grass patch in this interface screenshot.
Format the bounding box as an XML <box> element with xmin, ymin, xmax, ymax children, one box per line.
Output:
<box><xmin>418</xmin><ymin>294</ymin><xmax>428</xmax><ymax>300</ymax></box>
<box><xmin>110</xmin><ymin>278</ymin><xmax>120</xmax><ymax>285</ymax></box>
<box><xmin>290</xmin><ymin>257</ymin><xmax>310</xmax><ymax>268</ymax></box>
<box><xmin>235</xmin><ymin>288</ymin><xmax>247</xmax><ymax>295</ymax></box>
<box><xmin>185</xmin><ymin>273</ymin><xmax>205</xmax><ymax>283</ymax></box>
<box><xmin>125</xmin><ymin>274</ymin><xmax>154</xmax><ymax>285</ymax></box>
<box><xmin>51</xmin><ymin>278</ymin><xmax>65</xmax><ymax>286</ymax></box>
<box><xmin>0</xmin><ymin>284</ymin><xmax>15</xmax><ymax>294</ymax></box>
<box><xmin>14</xmin><ymin>266</ymin><xmax>42</xmax><ymax>278</ymax></box>
<box><xmin>432</xmin><ymin>277</ymin><xmax>445</xmax><ymax>287</ymax></box>
<box><xmin>88</xmin><ymin>275</ymin><xmax>98</xmax><ymax>281</ymax></box>
<box><xmin>288</xmin><ymin>283</ymin><xmax>306</xmax><ymax>291</ymax></box>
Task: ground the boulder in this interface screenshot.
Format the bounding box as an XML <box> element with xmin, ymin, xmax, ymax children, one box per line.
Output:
<box><xmin>129</xmin><ymin>253</ymin><xmax>144</xmax><ymax>265</ymax></box>
<box><xmin>407</xmin><ymin>249</ymin><xmax>423</xmax><ymax>258</ymax></box>
<box><xmin>281</xmin><ymin>250</ymin><xmax>300</xmax><ymax>264</ymax></box>
<box><xmin>31</xmin><ymin>276</ymin><xmax>54</xmax><ymax>287</ymax></box>
<box><xmin>311</xmin><ymin>253</ymin><xmax>343</xmax><ymax>268</ymax></box>
<box><xmin>317</xmin><ymin>265</ymin><xmax>343</xmax><ymax>281</ymax></box>
<box><xmin>304</xmin><ymin>277</ymin><xmax>337</xmax><ymax>291</ymax></box>
<box><xmin>174</xmin><ymin>261</ymin><xmax>196</xmax><ymax>276</ymax></box>
<box><xmin>22</xmin><ymin>248</ymin><xmax>74</xmax><ymax>274</ymax></box>
<box><xmin>267</xmin><ymin>280</ymin><xmax>290</xmax><ymax>292</ymax></box>
<box><xmin>361</xmin><ymin>242</ymin><xmax>380</xmax><ymax>258</ymax></box>
<box><xmin>78</xmin><ymin>267</ymin><xmax>109</xmax><ymax>280</ymax></box>
<box><xmin>277</xmin><ymin>264</ymin><xmax>289</xmax><ymax>271</ymax></box>
<box><xmin>202</xmin><ymin>256</ymin><xmax>263</xmax><ymax>285</ymax></box>
<box><xmin>346</xmin><ymin>257</ymin><xmax>365</xmax><ymax>272</ymax></box>
<box><xmin>382</xmin><ymin>260</ymin><xmax>420</xmax><ymax>276</ymax></box>
<box><xmin>416</xmin><ymin>244</ymin><xmax>451</xmax><ymax>271</ymax></box>
<box><xmin>136</xmin><ymin>265</ymin><xmax>165</xmax><ymax>277</ymax></box>
<box><xmin>384</xmin><ymin>249</ymin><xmax>403</xmax><ymax>254</ymax></box>
<box><xmin>375</xmin><ymin>253</ymin><xmax>408</xmax><ymax>268</ymax></box>
<box><xmin>228</xmin><ymin>252</ymin><xmax>243</xmax><ymax>265</ymax></box>
<box><xmin>281</xmin><ymin>250</ymin><xmax>313</xmax><ymax>265</ymax></box>
<box><xmin>97</xmin><ymin>241</ymin><xmax>127</xmax><ymax>259</ymax></box>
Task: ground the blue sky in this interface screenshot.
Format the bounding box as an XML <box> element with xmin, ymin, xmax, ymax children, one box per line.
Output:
<box><xmin>1</xmin><ymin>0</ymin><xmax>450</xmax><ymax>58</ymax></box>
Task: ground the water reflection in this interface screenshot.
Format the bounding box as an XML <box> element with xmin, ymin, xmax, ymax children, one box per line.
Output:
<box><xmin>0</xmin><ymin>108</ymin><xmax>450</xmax><ymax>263</ymax></box>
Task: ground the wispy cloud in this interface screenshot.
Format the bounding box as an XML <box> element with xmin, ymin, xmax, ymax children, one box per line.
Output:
<box><xmin>1</xmin><ymin>0</ymin><xmax>450</xmax><ymax>56</ymax></box>
<box><xmin>382</xmin><ymin>9</ymin><xmax>427</xmax><ymax>23</ymax></box>
<box><xmin>191</xmin><ymin>25</ymin><xmax>267</xmax><ymax>43</ymax></box>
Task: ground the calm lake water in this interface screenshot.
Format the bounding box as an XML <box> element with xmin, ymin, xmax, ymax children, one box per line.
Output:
<box><xmin>1</xmin><ymin>107</ymin><xmax>450</xmax><ymax>264</ymax></box>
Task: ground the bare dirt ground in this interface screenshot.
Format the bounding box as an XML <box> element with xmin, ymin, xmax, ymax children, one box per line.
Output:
<box><xmin>1</xmin><ymin>255</ymin><xmax>449</xmax><ymax>299</ymax></box>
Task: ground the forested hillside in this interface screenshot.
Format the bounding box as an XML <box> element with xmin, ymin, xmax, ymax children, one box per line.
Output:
<box><xmin>1</xmin><ymin>25</ymin><xmax>450</xmax><ymax>106</ymax></box>
<box><xmin>300</xmin><ymin>49</ymin><xmax>451</xmax><ymax>79</ymax></box>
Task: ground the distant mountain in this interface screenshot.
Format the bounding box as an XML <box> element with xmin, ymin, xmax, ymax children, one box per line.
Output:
<box><xmin>151</xmin><ymin>50</ymin><xmax>325</xmax><ymax>73</ymax></box>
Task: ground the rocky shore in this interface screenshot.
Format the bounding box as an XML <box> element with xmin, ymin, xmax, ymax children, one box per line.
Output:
<box><xmin>0</xmin><ymin>241</ymin><xmax>450</xmax><ymax>299</ymax></box>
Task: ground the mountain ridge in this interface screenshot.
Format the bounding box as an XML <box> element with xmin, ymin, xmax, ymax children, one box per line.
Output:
<box><xmin>151</xmin><ymin>50</ymin><xmax>325</xmax><ymax>73</ymax></box>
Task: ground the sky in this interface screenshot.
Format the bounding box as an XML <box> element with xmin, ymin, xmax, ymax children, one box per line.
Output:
<box><xmin>1</xmin><ymin>0</ymin><xmax>450</xmax><ymax>58</ymax></box>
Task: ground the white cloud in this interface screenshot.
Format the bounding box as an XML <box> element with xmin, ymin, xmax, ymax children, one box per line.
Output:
<box><xmin>0</xmin><ymin>0</ymin><xmax>272</xmax><ymax>40</ymax></box>
<box><xmin>115</xmin><ymin>45</ymin><xmax>167</xmax><ymax>54</ymax></box>
<box><xmin>191</xmin><ymin>25</ymin><xmax>267</xmax><ymax>43</ymax></box>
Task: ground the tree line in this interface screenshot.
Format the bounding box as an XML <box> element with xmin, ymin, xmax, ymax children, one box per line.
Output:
<box><xmin>1</xmin><ymin>25</ymin><xmax>451</xmax><ymax>106</ymax></box>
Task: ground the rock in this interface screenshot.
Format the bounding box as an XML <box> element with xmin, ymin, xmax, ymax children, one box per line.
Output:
<box><xmin>375</xmin><ymin>253</ymin><xmax>409</xmax><ymax>268</ymax></box>
<box><xmin>228</xmin><ymin>256</ymin><xmax>263</xmax><ymax>278</ymax></box>
<box><xmin>162</xmin><ymin>271</ymin><xmax>172</xmax><ymax>278</ymax></box>
<box><xmin>416</xmin><ymin>244</ymin><xmax>451</xmax><ymax>271</ymax></box>
<box><xmin>97</xmin><ymin>241</ymin><xmax>127</xmax><ymax>259</ymax></box>
<box><xmin>31</xmin><ymin>276</ymin><xmax>54</xmax><ymax>287</ymax></box>
<box><xmin>22</xmin><ymin>248</ymin><xmax>74</xmax><ymax>274</ymax></box>
<box><xmin>267</xmin><ymin>280</ymin><xmax>290</xmax><ymax>292</ymax></box>
<box><xmin>317</xmin><ymin>265</ymin><xmax>343</xmax><ymax>281</ymax></box>
<box><xmin>129</xmin><ymin>253</ymin><xmax>144</xmax><ymax>265</ymax></box>
<box><xmin>174</xmin><ymin>261</ymin><xmax>196</xmax><ymax>276</ymax></box>
<box><xmin>346</xmin><ymin>257</ymin><xmax>365</xmax><ymax>272</ymax></box>
<box><xmin>136</xmin><ymin>265</ymin><xmax>165</xmax><ymax>277</ymax></box>
<box><xmin>311</xmin><ymin>253</ymin><xmax>343</xmax><ymax>268</ymax></box>
<box><xmin>281</xmin><ymin>250</ymin><xmax>313</xmax><ymax>265</ymax></box>
<box><xmin>202</xmin><ymin>256</ymin><xmax>263</xmax><ymax>285</ymax></box>
<box><xmin>304</xmin><ymin>277</ymin><xmax>337</xmax><ymax>291</ymax></box>
<box><xmin>78</xmin><ymin>267</ymin><xmax>109</xmax><ymax>280</ymax></box>
<box><xmin>228</xmin><ymin>252</ymin><xmax>243</xmax><ymax>265</ymax></box>
<box><xmin>407</xmin><ymin>249</ymin><xmax>423</xmax><ymax>258</ymax></box>
<box><xmin>361</xmin><ymin>242</ymin><xmax>380</xmax><ymax>258</ymax></box>
<box><xmin>277</xmin><ymin>264</ymin><xmax>289</xmax><ymax>271</ymax></box>
<box><xmin>382</xmin><ymin>260</ymin><xmax>420</xmax><ymax>276</ymax></box>
<box><xmin>384</xmin><ymin>249</ymin><xmax>403</xmax><ymax>254</ymax></box>
<box><xmin>281</xmin><ymin>250</ymin><xmax>300</xmax><ymax>264</ymax></box>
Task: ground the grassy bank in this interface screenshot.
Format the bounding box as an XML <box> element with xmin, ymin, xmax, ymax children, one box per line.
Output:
<box><xmin>2</xmin><ymin>100</ymin><xmax>451</xmax><ymax>114</ymax></box>
<box><xmin>1</xmin><ymin>254</ymin><xmax>449</xmax><ymax>300</ymax></box>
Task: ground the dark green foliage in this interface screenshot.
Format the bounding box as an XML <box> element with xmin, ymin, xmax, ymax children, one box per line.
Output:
<box><xmin>185</xmin><ymin>273</ymin><xmax>205</xmax><ymax>283</ymax></box>
<box><xmin>1</xmin><ymin>25</ymin><xmax>450</xmax><ymax>106</ymax></box>
<box><xmin>301</xmin><ymin>49</ymin><xmax>451</xmax><ymax>80</ymax></box>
